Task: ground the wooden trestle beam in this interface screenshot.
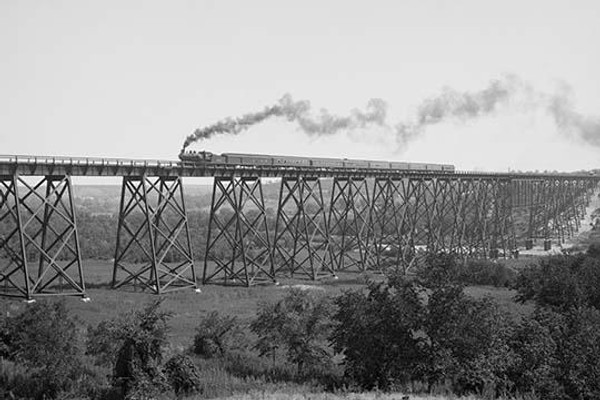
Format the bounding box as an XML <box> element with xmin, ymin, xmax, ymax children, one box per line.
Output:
<box><xmin>112</xmin><ymin>176</ymin><xmax>196</xmax><ymax>294</ymax></box>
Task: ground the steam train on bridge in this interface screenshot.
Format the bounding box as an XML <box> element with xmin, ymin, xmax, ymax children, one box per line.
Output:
<box><xmin>179</xmin><ymin>150</ymin><xmax>456</xmax><ymax>173</ymax></box>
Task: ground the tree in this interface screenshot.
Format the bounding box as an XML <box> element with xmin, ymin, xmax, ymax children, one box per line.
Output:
<box><xmin>514</xmin><ymin>253</ymin><xmax>600</xmax><ymax>311</ymax></box>
<box><xmin>193</xmin><ymin>311</ymin><xmax>244</xmax><ymax>358</ymax></box>
<box><xmin>508</xmin><ymin>308</ymin><xmax>563</xmax><ymax>400</ymax></box>
<box><xmin>331</xmin><ymin>277</ymin><xmax>425</xmax><ymax>390</ymax></box>
<box><xmin>0</xmin><ymin>301</ymin><xmax>87</xmax><ymax>399</ymax></box>
<box><xmin>164</xmin><ymin>354</ymin><xmax>202</xmax><ymax>396</ymax></box>
<box><xmin>251</xmin><ymin>288</ymin><xmax>334</xmax><ymax>376</ymax></box>
<box><xmin>87</xmin><ymin>300</ymin><xmax>172</xmax><ymax>397</ymax></box>
<box><xmin>423</xmin><ymin>285</ymin><xmax>513</xmax><ymax>395</ymax></box>
<box><xmin>416</xmin><ymin>252</ymin><xmax>462</xmax><ymax>289</ymax></box>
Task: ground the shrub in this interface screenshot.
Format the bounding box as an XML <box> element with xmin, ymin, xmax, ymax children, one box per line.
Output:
<box><xmin>508</xmin><ymin>308</ymin><xmax>563</xmax><ymax>400</ymax></box>
<box><xmin>251</xmin><ymin>288</ymin><xmax>335</xmax><ymax>376</ymax></box>
<box><xmin>423</xmin><ymin>284</ymin><xmax>514</xmax><ymax>395</ymax></box>
<box><xmin>87</xmin><ymin>299</ymin><xmax>172</xmax><ymax>397</ymax></box>
<box><xmin>0</xmin><ymin>301</ymin><xmax>94</xmax><ymax>400</ymax></box>
<box><xmin>416</xmin><ymin>253</ymin><xmax>517</xmax><ymax>288</ymax></box>
<box><xmin>458</xmin><ymin>260</ymin><xmax>517</xmax><ymax>287</ymax></box>
<box><xmin>193</xmin><ymin>311</ymin><xmax>244</xmax><ymax>358</ymax></box>
<box><xmin>416</xmin><ymin>252</ymin><xmax>462</xmax><ymax>289</ymax></box>
<box><xmin>507</xmin><ymin>305</ymin><xmax>600</xmax><ymax>400</ymax></box>
<box><xmin>164</xmin><ymin>354</ymin><xmax>202</xmax><ymax>396</ymax></box>
<box><xmin>556</xmin><ymin>306</ymin><xmax>600</xmax><ymax>400</ymax></box>
<box><xmin>514</xmin><ymin>254</ymin><xmax>600</xmax><ymax>311</ymax></box>
<box><xmin>332</xmin><ymin>277</ymin><xmax>425</xmax><ymax>390</ymax></box>
<box><xmin>586</xmin><ymin>242</ymin><xmax>600</xmax><ymax>259</ymax></box>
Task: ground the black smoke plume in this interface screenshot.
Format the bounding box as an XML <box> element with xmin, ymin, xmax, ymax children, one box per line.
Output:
<box><xmin>393</xmin><ymin>75</ymin><xmax>600</xmax><ymax>147</ymax></box>
<box><xmin>394</xmin><ymin>74</ymin><xmax>526</xmax><ymax>144</ymax></box>
<box><xmin>546</xmin><ymin>83</ymin><xmax>600</xmax><ymax>146</ymax></box>
<box><xmin>182</xmin><ymin>95</ymin><xmax>387</xmax><ymax>149</ymax></box>
<box><xmin>183</xmin><ymin>75</ymin><xmax>600</xmax><ymax>151</ymax></box>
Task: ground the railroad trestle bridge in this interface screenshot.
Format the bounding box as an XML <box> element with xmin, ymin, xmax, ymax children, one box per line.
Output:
<box><xmin>1</xmin><ymin>155</ymin><xmax>598</xmax><ymax>299</ymax></box>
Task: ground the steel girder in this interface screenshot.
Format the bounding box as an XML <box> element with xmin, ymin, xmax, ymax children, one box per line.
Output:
<box><xmin>273</xmin><ymin>177</ymin><xmax>335</xmax><ymax>279</ymax></box>
<box><xmin>203</xmin><ymin>177</ymin><xmax>275</xmax><ymax>286</ymax></box>
<box><xmin>370</xmin><ymin>178</ymin><xmax>405</xmax><ymax>271</ymax></box>
<box><xmin>0</xmin><ymin>175</ymin><xmax>85</xmax><ymax>299</ymax></box>
<box><xmin>328</xmin><ymin>177</ymin><xmax>376</xmax><ymax>272</ymax></box>
<box><xmin>521</xmin><ymin>179</ymin><xmax>596</xmax><ymax>244</ymax></box>
<box><xmin>112</xmin><ymin>176</ymin><xmax>196</xmax><ymax>294</ymax></box>
<box><xmin>375</xmin><ymin>177</ymin><xmax>515</xmax><ymax>272</ymax></box>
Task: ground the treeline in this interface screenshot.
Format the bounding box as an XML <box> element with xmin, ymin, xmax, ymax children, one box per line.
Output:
<box><xmin>2</xmin><ymin>249</ymin><xmax>600</xmax><ymax>399</ymax></box>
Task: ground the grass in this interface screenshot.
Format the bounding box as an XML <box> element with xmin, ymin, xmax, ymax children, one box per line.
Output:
<box><xmin>0</xmin><ymin>258</ymin><xmax>530</xmax><ymax>349</ymax></box>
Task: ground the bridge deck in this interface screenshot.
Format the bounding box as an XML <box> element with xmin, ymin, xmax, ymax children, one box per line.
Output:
<box><xmin>0</xmin><ymin>154</ymin><xmax>598</xmax><ymax>180</ymax></box>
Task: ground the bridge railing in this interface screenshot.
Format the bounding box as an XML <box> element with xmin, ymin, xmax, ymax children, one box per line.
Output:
<box><xmin>0</xmin><ymin>154</ymin><xmax>180</xmax><ymax>169</ymax></box>
<box><xmin>1</xmin><ymin>154</ymin><xmax>598</xmax><ymax>181</ymax></box>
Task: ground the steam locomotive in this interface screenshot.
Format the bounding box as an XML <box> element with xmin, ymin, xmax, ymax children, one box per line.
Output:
<box><xmin>179</xmin><ymin>150</ymin><xmax>455</xmax><ymax>173</ymax></box>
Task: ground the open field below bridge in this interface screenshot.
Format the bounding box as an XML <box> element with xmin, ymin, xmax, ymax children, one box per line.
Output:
<box><xmin>0</xmin><ymin>258</ymin><xmax>533</xmax><ymax>348</ymax></box>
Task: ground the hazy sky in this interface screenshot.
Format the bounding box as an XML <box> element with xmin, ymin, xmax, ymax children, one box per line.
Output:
<box><xmin>2</xmin><ymin>0</ymin><xmax>600</xmax><ymax>172</ymax></box>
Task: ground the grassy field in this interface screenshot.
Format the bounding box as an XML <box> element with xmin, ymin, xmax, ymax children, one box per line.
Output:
<box><xmin>0</xmin><ymin>258</ymin><xmax>530</xmax><ymax>349</ymax></box>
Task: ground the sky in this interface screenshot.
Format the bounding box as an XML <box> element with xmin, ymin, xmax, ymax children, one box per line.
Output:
<box><xmin>2</xmin><ymin>0</ymin><xmax>600</xmax><ymax>173</ymax></box>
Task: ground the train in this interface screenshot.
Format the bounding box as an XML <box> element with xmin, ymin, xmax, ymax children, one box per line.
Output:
<box><xmin>178</xmin><ymin>150</ymin><xmax>455</xmax><ymax>173</ymax></box>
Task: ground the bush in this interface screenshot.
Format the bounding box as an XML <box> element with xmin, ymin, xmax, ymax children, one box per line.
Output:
<box><xmin>0</xmin><ymin>301</ymin><xmax>96</xmax><ymax>400</ymax></box>
<box><xmin>416</xmin><ymin>252</ymin><xmax>462</xmax><ymax>289</ymax></box>
<box><xmin>556</xmin><ymin>307</ymin><xmax>600</xmax><ymax>400</ymax></box>
<box><xmin>87</xmin><ymin>299</ymin><xmax>172</xmax><ymax>397</ymax></box>
<box><xmin>423</xmin><ymin>284</ymin><xmax>514</xmax><ymax>395</ymax></box>
<box><xmin>508</xmin><ymin>308</ymin><xmax>563</xmax><ymax>399</ymax></box>
<box><xmin>586</xmin><ymin>242</ymin><xmax>600</xmax><ymax>259</ymax></box>
<box><xmin>514</xmin><ymin>254</ymin><xmax>600</xmax><ymax>311</ymax></box>
<box><xmin>416</xmin><ymin>253</ymin><xmax>517</xmax><ymax>288</ymax></box>
<box><xmin>332</xmin><ymin>277</ymin><xmax>425</xmax><ymax>390</ymax></box>
<box><xmin>332</xmin><ymin>267</ymin><xmax>517</xmax><ymax>395</ymax></box>
<box><xmin>193</xmin><ymin>311</ymin><xmax>245</xmax><ymax>358</ymax></box>
<box><xmin>251</xmin><ymin>288</ymin><xmax>335</xmax><ymax>376</ymax></box>
<box><xmin>164</xmin><ymin>354</ymin><xmax>202</xmax><ymax>396</ymax></box>
<box><xmin>458</xmin><ymin>260</ymin><xmax>517</xmax><ymax>287</ymax></box>
<box><xmin>507</xmin><ymin>306</ymin><xmax>600</xmax><ymax>400</ymax></box>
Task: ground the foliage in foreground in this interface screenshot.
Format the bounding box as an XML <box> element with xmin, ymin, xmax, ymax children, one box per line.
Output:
<box><xmin>251</xmin><ymin>288</ymin><xmax>335</xmax><ymax>376</ymax></box>
<box><xmin>332</xmin><ymin>274</ymin><xmax>512</xmax><ymax>394</ymax></box>
<box><xmin>2</xmin><ymin>249</ymin><xmax>600</xmax><ymax>400</ymax></box>
<box><xmin>332</xmin><ymin>278</ymin><xmax>425</xmax><ymax>390</ymax></box>
<box><xmin>0</xmin><ymin>301</ymin><xmax>101</xmax><ymax>400</ymax></box>
<box><xmin>329</xmin><ymin>250</ymin><xmax>600</xmax><ymax>399</ymax></box>
<box><xmin>514</xmin><ymin>253</ymin><xmax>600</xmax><ymax>310</ymax></box>
<box><xmin>87</xmin><ymin>299</ymin><xmax>203</xmax><ymax>398</ymax></box>
<box><xmin>192</xmin><ymin>311</ymin><xmax>245</xmax><ymax>359</ymax></box>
